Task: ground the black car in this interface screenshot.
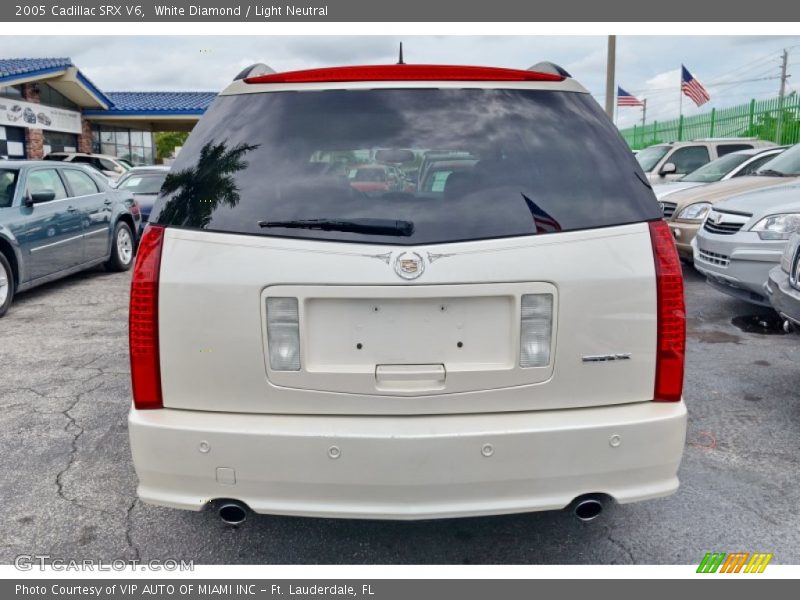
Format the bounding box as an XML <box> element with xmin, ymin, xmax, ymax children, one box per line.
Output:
<box><xmin>36</xmin><ymin>112</ymin><xmax>52</xmax><ymax>127</ymax></box>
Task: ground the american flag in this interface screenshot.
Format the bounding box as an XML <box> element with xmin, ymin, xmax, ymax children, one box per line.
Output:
<box><xmin>681</xmin><ymin>65</ymin><xmax>710</xmax><ymax>107</ymax></box>
<box><xmin>617</xmin><ymin>86</ymin><xmax>644</xmax><ymax>107</ymax></box>
<box><xmin>522</xmin><ymin>194</ymin><xmax>562</xmax><ymax>234</ymax></box>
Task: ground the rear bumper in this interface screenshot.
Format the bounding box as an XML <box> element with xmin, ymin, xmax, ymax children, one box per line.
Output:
<box><xmin>129</xmin><ymin>401</ymin><xmax>687</xmax><ymax>520</ymax></box>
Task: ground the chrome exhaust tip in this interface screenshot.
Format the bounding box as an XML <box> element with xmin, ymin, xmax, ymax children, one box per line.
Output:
<box><xmin>571</xmin><ymin>495</ymin><xmax>607</xmax><ymax>522</ymax></box>
<box><xmin>218</xmin><ymin>501</ymin><xmax>248</xmax><ymax>526</ymax></box>
<box><xmin>783</xmin><ymin>319</ymin><xmax>795</xmax><ymax>334</ymax></box>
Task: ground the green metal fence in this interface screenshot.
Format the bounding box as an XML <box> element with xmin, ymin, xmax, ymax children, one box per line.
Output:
<box><xmin>619</xmin><ymin>93</ymin><xmax>800</xmax><ymax>150</ymax></box>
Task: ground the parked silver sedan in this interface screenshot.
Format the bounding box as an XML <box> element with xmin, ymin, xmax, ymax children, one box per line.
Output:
<box><xmin>692</xmin><ymin>182</ymin><xmax>800</xmax><ymax>306</ymax></box>
<box><xmin>765</xmin><ymin>233</ymin><xmax>800</xmax><ymax>330</ymax></box>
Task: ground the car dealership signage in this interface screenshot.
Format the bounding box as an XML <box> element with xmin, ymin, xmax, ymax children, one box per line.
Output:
<box><xmin>0</xmin><ymin>98</ymin><xmax>82</xmax><ymax>135</ymax></box>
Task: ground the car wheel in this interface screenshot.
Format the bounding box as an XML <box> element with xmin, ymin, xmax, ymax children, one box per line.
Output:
<box><xmin>0</xmin><ymin>252</ymin><xmax>15</xmax><ymax>318</ymax></box>
<box><xmin>105</xmin><ymin>221</ymin><xmax>135</xmax><ymax>272</ymax></box>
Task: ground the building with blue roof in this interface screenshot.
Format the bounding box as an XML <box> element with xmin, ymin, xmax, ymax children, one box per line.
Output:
<box><xmin>0</xmin><ymin>57</ymin><xmax>216</xmax><ymax>164</ymax></box>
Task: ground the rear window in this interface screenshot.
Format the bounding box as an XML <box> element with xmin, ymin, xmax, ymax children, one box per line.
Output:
<box><xmin>63</xmin><ymin>169</ymin><xmax>99</xmax><ymax>196</ymax></box>
<box><xmin>150</xmin><ymin>88</ymin><xmax>659</xmax><ymax>245</ymax></box>
<box><xmin>118</xmin><ymin>173</ymin><xmax>167</xmax><ymax>194</ymax></box>
<box><xmin>353</xmin><ymin>168</ymin><xmax>387</xmax><ymax>182</ymax></box>
<box><xmin>717</xmin><ymin>143</ymin><xmax>754</xmax><ymax>156</ymax></box>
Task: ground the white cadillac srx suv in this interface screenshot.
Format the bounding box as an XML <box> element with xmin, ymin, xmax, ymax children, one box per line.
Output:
<box><xmin>128</xmin><ymin>62</ymin><xmax>687</xmax><ymax>524</ymax></box>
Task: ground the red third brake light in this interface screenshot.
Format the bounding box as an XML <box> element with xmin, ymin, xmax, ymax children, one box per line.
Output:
<box><xmin>129</xmin><ymin>224</ymin><xmax>165</xmax><ymax>409</ymax></box>
<box><xmin>245</xmin><ymin>64</ymin><xmax>565</xmax><ymax>85</ymax></box>
<box><xmin>649</xmin><ymin>220</ymin><xmax>686</xmax><ymax>402</ymax></box>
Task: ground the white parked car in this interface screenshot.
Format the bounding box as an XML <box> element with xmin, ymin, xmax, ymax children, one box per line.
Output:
<box><xmin>43</xmin><ymin>152</ymin><xmax>132</xmax><ymax>181</ymax></box>
<box><xmin>652</xmin><ymin>146</ymin><xmax>787</xmax><ymax>201</ymax></box>
<box><xmin>636</xmin><ymin>138</ymin><xmax>775</xmax><ymax>185</ymax></box>
<box><xmin>128</xmin><ymin>62</ymin><xmax>687</xmax><ymax>524</ymax></box>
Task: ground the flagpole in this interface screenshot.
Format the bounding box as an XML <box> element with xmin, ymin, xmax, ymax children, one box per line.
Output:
<box><xmin>678</xmin><ymin>65</ymin><xmax>684</xmax><ymax>141</ymax></box>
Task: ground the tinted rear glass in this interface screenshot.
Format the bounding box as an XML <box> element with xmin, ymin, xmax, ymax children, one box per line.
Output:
<box><xmin>150</xmin><ymin>88</ymin><xmax>659</xmax><ymax>245</ymax></box>
<box><xmin>118</xmin><ymin>173</ymin><xmax>168</xmax><ymax>194</ymax></box>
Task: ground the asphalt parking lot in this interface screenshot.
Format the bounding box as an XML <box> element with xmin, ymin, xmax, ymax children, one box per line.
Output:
<box><xmin>0</xmin><ymin>264</ymin><xmax>798</xmax><ymax>565</ymax></box>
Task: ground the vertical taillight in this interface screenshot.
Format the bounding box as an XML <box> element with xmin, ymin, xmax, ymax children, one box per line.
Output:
<box><xmin>519</xmin><ymin>294</ymin><xmax>554</xmax><ymax>368</ymax></box>
<box><xmin>649</xmin><ymin>220</ymin><xmax>686</xmax><ymax>402</ymax></box>
<box><xmin>266</xmin><ymin>297</ymin><xmax>301</xmax><ymax>371</ymax></box>
<box><xmin>129</xmin><ymin>225</ymin><xmax>164</xmax><ymax>409</ymax></box>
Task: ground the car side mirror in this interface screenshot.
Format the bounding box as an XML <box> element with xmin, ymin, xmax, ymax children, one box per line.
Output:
<box><xmin>25</xmin><ymin>190</ymin><xmax>56</xmax><ymax>206</ymax></box>
<box><xmin>660</xmin><ymin>162</ymin><xmax>677</xmax><ymax>176</ymax></box>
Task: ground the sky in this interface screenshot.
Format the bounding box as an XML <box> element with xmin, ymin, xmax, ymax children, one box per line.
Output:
<box><xmin>1</xmin><ymin>35</ymin><xmax>799</xmax><ymax>130</ymax></box>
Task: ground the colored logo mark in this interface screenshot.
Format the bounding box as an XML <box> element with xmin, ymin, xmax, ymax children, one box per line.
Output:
<box><xmin>697</xmin><ymin>552</ymin><xmax>773</xmax><ymax>573</ymax></box>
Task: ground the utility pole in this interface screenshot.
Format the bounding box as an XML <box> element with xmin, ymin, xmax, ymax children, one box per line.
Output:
<box><xmin>605</xmin><ymin>35</ymin><xmax>616</xmax><ymax>119</ymax></box>
<box><xmin>642</xmin><ymin>98</ymin><xmax>647</xmax><ymax>129</ymax></box>
<box><xmin>775</xmin><ymin>49</ymin><xmax>789</xmax><ymax>144</ymax></box>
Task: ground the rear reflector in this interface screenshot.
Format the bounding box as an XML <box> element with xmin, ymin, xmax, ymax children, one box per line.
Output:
<box><xmin>649</xmin><ymin>220</ymin><xmax>686</xmax><ymax>402</ymax></box>
<box><xmin>129</xmin><ymin>225</ymin><xmax>164</xmax><ymax>409</ymax></box>
<box><xmin>245</xmin><ymin>64</ymin><xmax>565</xmax><ymax>85</ymax></box>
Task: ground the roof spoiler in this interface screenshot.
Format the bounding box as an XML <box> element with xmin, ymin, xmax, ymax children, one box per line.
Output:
<box><xmin>233</xmin><ymin>63</ymin><xmax>276</xmax><ymax>81</ymax></box>
<box><xmin>528</xmin><ymin>61</ymin><xmax>571</xmax><ymax>78</ymax></box>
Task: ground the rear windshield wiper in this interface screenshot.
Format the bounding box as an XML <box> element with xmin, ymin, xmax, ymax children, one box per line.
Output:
<box><xmin>758</xmin><ymin>168</ymin><xmax>789</xmax><ymax>177</ymax></box>
<box><xmin>258</xmin><ymin>218</ymin><xmax>414</xmax><ymax>237</ymax></box>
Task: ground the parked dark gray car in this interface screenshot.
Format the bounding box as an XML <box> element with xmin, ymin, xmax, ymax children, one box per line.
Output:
<box><xmin>114</xmin><ymin>165</ymin><xmax>169</xmax><ymax>237</ymax></box>
<box><xmin>0</xmin><ymin>160</ymin><xmax>141</xmax><ymax>317</ymax></box>
<box><xmin>765</xmin><ymin>232</ymin><xmax>800</xmax><ymax>331</ymax></box>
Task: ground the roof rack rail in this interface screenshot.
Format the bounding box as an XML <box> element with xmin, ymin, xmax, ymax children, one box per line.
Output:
<box><xmin>528</xmin><ymin>61</ymin><xmax>571</xmax><ymax>78</ymax></box>
<box><xmin>234</xmin><ymin>63</ymin><xmax>276</xmax><ymax>81</ymax></box>
<box><xmin>692</xmin><ymin>137</ymin><xmax>759</xmax><ymax>142</ymax></box>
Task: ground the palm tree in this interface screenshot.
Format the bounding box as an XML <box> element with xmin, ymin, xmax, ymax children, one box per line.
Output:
<box><xmin>158</xmin><ymin>140</ymin><xmax>258</xmax><ymax>228</ymax></box>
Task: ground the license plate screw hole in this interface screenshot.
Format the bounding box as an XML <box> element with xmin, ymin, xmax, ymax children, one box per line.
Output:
<box><xmin>457</xmin><ymin>341</ymin><xmax>463</xmax><ymax>348</ymax></box>
<box><xmin>356</xmin><ymin>343</ymin><xmax>363</xmax><ymax>350</ymax></box>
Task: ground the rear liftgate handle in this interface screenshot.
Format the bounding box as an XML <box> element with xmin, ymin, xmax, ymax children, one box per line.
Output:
<box><xmin>374</xmin><ymin>364</ymin><xmax>446</xmax><ymax>393</ymax></box>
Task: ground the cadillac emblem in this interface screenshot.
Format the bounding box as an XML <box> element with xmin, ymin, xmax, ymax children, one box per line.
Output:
<box><xmin>393</xmin><ymin>251</ymin><xmax>425</xmax><ymax>280</ymax></box>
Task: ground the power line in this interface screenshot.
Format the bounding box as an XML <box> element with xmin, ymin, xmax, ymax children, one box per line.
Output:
<box><xmin>622</xmin><ymin>47</ymin><xmax>790</xmax><ymax>98</ymax></box>
<box><xmin>627</xmin><ymin>75</ymin><xmax>780</xmax><ymax>97</ymax></box>
<box><xmin>702</xmin><ymin>46</ymin><xmax>788</xmax><ymax>84</ymax></box>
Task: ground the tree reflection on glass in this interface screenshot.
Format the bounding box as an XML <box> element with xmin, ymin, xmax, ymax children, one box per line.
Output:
<box><xmin>158</xmin><ymin>141</ymin><xmax>258</xmax><ymax>229</ymax></box>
